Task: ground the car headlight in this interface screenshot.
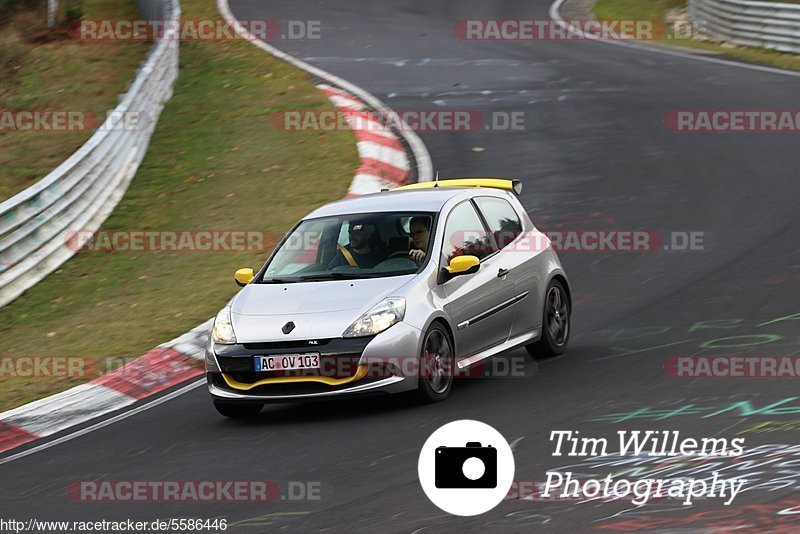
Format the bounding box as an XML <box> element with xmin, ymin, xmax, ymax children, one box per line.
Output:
<box><xmin>342</xmin><ymin>297</ymin><xmax>405</xmax><ymax>338</ymax></box>
<box><xmin>212</xmin><ymin>307</ymin><xmax>236</xmax><ymax>345</ymax></box>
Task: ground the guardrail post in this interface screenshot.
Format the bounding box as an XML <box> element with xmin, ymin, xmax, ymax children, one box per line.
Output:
<box><xmin>47</xmin><ymin>0</ymin><xmax>57</xmax><ymax>27</ymax></box>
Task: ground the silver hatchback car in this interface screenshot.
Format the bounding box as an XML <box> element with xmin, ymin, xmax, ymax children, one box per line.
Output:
<box><xmin>205</xmin><ymin>179</ymin><xmax>571</xmax><ymax>418</ymax></box>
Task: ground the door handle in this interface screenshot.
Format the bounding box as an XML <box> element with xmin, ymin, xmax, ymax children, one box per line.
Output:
<box><xmin>497</xmin><ymin>268</ymin><xmax>509</xmax><ymax>278</ymax></box>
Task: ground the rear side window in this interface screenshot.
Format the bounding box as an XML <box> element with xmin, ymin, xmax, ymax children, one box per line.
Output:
<box><xmin>441</xmin><ymin>201</ymin><xmax>495</xmax><ymax>263</ymax></box>
<box><xmin>474</xmin><ymin>197</ymin><xmax>523</xmax><ymax>250</ymax></box>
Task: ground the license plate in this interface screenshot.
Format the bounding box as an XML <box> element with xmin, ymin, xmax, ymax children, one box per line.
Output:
<box><xmin>253</xmin><ymin>353</ymin><xmax>320</xmax><ymax>372</ymax></box>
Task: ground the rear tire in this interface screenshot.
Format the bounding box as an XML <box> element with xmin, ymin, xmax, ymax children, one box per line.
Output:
<box><xmin>526</xmin><ymin>279</ymin><xmax>570</xmax><ymax>359</ymax></box>
<box><xmin>213</xmin><ymin>400</ymin><xmax>263</xmax><ymax>419</ymax></box>
<box><xmin>414</xmin><ymin>323</ymin><xmax>455</xmax><ymax>403</ymax></box>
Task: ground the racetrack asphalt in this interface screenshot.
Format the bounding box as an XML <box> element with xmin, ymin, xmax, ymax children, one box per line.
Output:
<box><xmin>2</xmin><ymin>0</ymin><xmax>800</xmax><ymax>531</ymax></box>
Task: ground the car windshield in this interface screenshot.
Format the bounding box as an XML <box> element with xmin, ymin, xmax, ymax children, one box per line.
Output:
<box><xmin>259</xmin><ymin>212</ymin><xmax>435</xmax><ymax>282</ymax></box>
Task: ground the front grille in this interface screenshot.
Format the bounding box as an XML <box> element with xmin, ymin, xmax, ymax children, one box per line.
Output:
<box><xmin>243</xmin><ymin>339</ymin><xmax>332</xmax><ymax>350</ymax></box>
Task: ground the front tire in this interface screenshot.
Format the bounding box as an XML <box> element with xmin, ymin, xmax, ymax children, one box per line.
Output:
<box><xmin>414</xmin><ymin>323</ymin><xmax>455</xmax><ymax>403</ymax></box>
<box><xmin>526</xmin><ymin>279</ymin><xmax>570</xmax><ymax>359</ymax></box>
<box><xmin>213</xmin><ymin>400</ymin><xmax>263</xmax><ymax>419</ymax></box>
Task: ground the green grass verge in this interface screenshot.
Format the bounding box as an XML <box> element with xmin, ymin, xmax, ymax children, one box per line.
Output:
<box><xmin>0</xmin><ymin>0</ymin><xmax>359</xmax><ymax>411</ymax></box>
<box><xmin>593</xmin><ymin>0</ymin><xmax>800</xmax><ymax>72</ymax></box>
<box><xmin>0</xmin><ymin>0</ymin><xmax>150</xmax><ymax>201</ymax></box>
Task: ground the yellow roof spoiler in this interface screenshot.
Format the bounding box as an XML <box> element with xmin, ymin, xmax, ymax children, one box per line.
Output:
<box><xmin>391</xmin><ymin>178</ymin><xmax>522</xmax><ymax>195</ymax></box>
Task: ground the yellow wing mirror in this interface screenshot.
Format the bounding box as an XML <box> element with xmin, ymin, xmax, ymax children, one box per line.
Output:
<box><xmin>441</xmin><ymin>255</ymin><xmax>480</xmax><ymax>282</ymax></box>
<box><xmin>234</xmin><ymin>268</ymin><xmax>255</xmax><ymax>287</ymax></box>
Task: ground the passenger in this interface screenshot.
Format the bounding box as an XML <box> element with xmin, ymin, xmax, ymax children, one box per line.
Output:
<box><xmin>408</xmin><ymin>216</ymin><xmax>431</xmax><ymax>264</ymax></box>
<box><xmin>327</xmin><ymin>221</ymin><xmax>386</xmax><ymax>269</ymax></box>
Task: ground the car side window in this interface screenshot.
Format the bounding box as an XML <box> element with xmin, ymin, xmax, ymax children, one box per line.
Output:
<box><xmin>474</xmin><ymin>197</ymin><xmax>523</xmax><ymax>250</ymax></box>
<box><xmin>441</xmin><ymin>201</ymin><xmax>495</xmax><ymax>264</ymax></box>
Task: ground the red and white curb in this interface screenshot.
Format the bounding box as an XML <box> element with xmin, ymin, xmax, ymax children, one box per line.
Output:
<box><xmin>316</xmin><ymin>84</ymin><xmax>411</xmax><ymax>196</ymax></box>
<box><xmin>0</xmin><ymin>2</ymin><xmax>432</xmax><ymax>458</ymax></box>
<box><xmin>0</xmin><ymin>320</ymin><xmax>212</xmax><ymax>454</ymax></box>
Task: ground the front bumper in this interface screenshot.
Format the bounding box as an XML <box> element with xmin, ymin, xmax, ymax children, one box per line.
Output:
<box><xmin>206</xmin><ymin>321</ymin><xmax>422</xmax><ymax>402</ymax></box>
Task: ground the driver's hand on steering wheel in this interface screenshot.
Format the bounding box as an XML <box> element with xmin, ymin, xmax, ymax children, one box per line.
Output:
<box><xmin>409</xmin><ymin>249</ymin><xmax>426</xmax><ymax>263</ymax></box>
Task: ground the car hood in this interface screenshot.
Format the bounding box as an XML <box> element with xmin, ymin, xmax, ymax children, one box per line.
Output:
<box><xmin>230</xmin><ymin>276</ymin><xmax>414</xmax><ymax>342</ymax></box>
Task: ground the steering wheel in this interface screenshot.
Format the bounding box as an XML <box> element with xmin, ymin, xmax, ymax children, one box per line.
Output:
<box><xmin>387</xmin><ymin>250</ymin><xmax>412</xmax><ymax>260</ymax></box>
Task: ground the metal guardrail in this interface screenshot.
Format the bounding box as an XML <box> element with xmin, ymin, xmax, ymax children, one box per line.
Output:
<box><xmin>0</xmin><ymin>0</ymin><xmax>180</xmax><ymax>309</ymax></box>
<box><xmin>689</xmin><ymin>0</ymin><xmax>800</xmax><ymax>54</ymax></box>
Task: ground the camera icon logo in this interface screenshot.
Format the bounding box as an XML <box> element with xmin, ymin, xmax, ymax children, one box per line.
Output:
<box><xmin>435</xmin><ymin>442</ymin><xmax>497</xmax><ymax>488</ymax></box>
<box><xmin>418</xmin><ymin>420</ymin><xmax>515</xmax><ymax>516</ymax></box>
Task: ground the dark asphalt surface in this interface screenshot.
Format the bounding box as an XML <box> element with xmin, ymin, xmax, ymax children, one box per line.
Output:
<box><xmin>3</xmin><ymin>0</ymin><xmax>800</xmax><ymax>531</ymax></box>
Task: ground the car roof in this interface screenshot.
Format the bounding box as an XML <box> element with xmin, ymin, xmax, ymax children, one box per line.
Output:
<box><xmin>305</xmin><ymin>187</ymin><xmax>511</xmax><ymax>219</ymax></box>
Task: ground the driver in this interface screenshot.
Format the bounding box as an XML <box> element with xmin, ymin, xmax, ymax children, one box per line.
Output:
<box><xmin>327</xmin><ymin>220</ymin><xmax>386</xmax><ymax>269</ymax></box>
<box><xmin>408</xmin><ymin>216</ymin><xmax>431</xmax><ymax>264</ymax></box>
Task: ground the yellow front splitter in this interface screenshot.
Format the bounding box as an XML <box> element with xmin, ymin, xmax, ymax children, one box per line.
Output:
<box><xmin>222</xmin><ymin>365</ymin><xmax>368</xmax><ymax>391</ymax></box>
